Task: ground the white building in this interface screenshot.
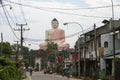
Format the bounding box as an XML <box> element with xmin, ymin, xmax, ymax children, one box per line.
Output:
<box><xmin>100</xmin><ymin>31</ymin><xmax>120</xmax><ymax>76</ymax></box>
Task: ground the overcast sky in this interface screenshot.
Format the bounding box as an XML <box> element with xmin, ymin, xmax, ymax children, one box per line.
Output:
<box><xmin>0</xmin><ymin>0</ymin><xmax>120</xmax><ymax>50</ymax></box>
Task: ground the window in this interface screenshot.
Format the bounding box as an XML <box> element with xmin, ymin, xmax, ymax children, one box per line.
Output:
<box><xmin>104</xmin><ymin>41</ymin><xmax>108</xmax><ymax>48</ymax></box>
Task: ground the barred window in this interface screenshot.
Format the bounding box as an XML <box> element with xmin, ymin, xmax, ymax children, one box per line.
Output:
<box><xmin>104</xmin><ymin>41</ymin><xmax>108</xmax><ymax>48</ymax></box>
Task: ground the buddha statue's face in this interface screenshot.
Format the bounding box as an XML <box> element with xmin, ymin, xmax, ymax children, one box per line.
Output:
<box><xmin>51</xmin><ymin>20</ymin><xmax>59</xmax><ymax>29</ymax></box>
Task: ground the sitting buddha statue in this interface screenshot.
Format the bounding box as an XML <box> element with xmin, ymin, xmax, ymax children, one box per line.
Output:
<box><xmin>39</xmin><ymin>18</ymin><xmax>69</xmax><ymax>51</ymax></box>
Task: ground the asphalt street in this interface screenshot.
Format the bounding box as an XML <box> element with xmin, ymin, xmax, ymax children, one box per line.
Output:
<box><xmin>30</xmin><ymin>72</ymin><xmax>69</xmax><ymax>80</ymax></box>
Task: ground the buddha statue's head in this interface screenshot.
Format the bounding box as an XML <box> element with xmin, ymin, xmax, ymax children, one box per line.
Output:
<box><xmin>51</xmin><ymin>18</ymin><xmax>59</xmax><ymax>29</ymax></box>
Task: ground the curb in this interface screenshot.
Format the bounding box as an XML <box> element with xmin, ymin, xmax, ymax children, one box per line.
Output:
<box><xmin>22</xmin><ymin>72</ymin><xmax>31</xmax><ymax>80</ymax></box>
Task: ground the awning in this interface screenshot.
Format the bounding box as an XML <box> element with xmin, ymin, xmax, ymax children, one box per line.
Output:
<box><xmin>103</xmin><ymin>56</ymin><xmax>113</xmax><ymax>59</ymax></box>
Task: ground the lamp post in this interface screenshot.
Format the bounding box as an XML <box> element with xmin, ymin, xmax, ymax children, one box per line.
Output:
<box><xmin>111</xmin><ymin>0</ymin><xmax>115</xmax><ymax>79</ymax></box>
<box><xmin>28</xmin><ymin>44</ymin><xmax>31</xmax><ymax>67</ymax></box>
<box><xmin>63</xmin><ymin>22</ymin><xmax>84</xmax><ymax>77</ymax></box>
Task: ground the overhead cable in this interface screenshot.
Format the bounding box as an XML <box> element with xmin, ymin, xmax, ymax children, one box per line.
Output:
<box><xmin>4</xmin><ymin>7</ymin><xmax>16</xmax><ymax>24</ymax></box>
<box><xmin>3</xmin><ymin>0</ymin><xmax>120</xmax><ymax>10</ymax></box>
<box><xmin>18</xmin><ymin>0</ymin><xmax>27</xmax><ymax>24</ymax></box>
<box><xmin>24</xmin><ymin>24</ymin><xmax>97</xmax><ymax>42</ymax></box>
<box><xmin>0</xmin><ymin>1</ymin><xmax>19</xmax><ymax>40</ymax></box>
<box><xmin>24</xmin><ymin>30</ymin><xmax>83</xmax><ymax>42</ymax></box>
<box><xmin>8</xmin><ymin>0</ymin><xmax>19</xmax><ymax>23</ymax></box>
<box><xmin>4</xmin><ymin>0</ymin><xmax>111</xmax><ymax>18</ymax></box>
<box><xmin>0</xmin><ymin>12</ymin><xmax>7</xmax><ymax>23</ymax></box>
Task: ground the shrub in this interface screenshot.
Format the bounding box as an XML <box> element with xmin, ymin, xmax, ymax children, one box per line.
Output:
<box><xmin>0</xmin><ymin>56</ymin><xmax>22</xmax><ymax>80</ymax></box>
<box><xmin>0</xmin><ymin>66</ymin><xmax>22</xmax><ymax>80</ymax></box>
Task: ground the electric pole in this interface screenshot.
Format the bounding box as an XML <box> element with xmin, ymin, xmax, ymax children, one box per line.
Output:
<box><xmin>1</xmin><ymin>32</ymin><xmax>3</xmax><ymax>55</ymax></box>
<box><xmin>84</xmin><ymin>35</ymin><xmax>86</xmax><ymax>80</ymax></box>
<box><xmin>0</xmin><ymin>0</ymin><xmax>2</xmax><ymax>4</ymax></box>
<box><xmin>14</xmin><ymin>23</ymin><xmax>29</xmax><ymax>58</ymax></box>
<box><xmin>14</xmin><ymin>41</ymin><xmax>19</xmax><ymax>60</ymax></box>
<box><xmin>78</xmin><ymin>37</ymin><xmax>80</xmax><ymax>77</ymax></box>
<box><xmin>0</xmin><ymin>0</ymin><xmax>3</xmax><ymax>55</ymax></box>
<box><xmin>94</xmin><ymin>24</ymin><xmax>98</xmax><ymax>80</ymax></box>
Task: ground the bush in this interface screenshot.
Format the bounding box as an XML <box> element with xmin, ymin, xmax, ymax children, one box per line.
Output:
<box><xmin>0</xmin><ymin>66</ymin><xmax>22</xmax><ymax>80</ymax></box>
<box><xmin>55</xmin><ymin>63</ymin><xmax>63</xmax><ymax>75</ymax></box>
<box><xmin>0</xmin><ymin>56</ymin><xmax>22</xmax><ymax>80</ymax></box>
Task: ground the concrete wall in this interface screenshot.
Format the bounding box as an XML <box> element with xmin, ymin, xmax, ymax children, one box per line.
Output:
<box><xmin>35</xmin><ymin>57</ymin><xmax>41</xmax><ymax>71</ymax></box>
<box><xmin>101</xmin><ymin>33</ymin><xmax>113</xmax><ymax>55</ymax></box>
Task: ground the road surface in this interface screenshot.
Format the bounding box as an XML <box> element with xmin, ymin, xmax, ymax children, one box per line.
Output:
<box><xmin>29</xmin><ymin>72</ymin><xmax>69</xmax><ymax>80</ymax></box>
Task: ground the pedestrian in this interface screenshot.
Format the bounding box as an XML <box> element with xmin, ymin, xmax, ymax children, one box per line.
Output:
<box><xmin>67</xmin><ymin>69</ymin><xmax>70</xmax><ymax>79</ymax></box>
<box><xmin>62</xmin><ymin>68</ymin><xmax>65</xmax><ymax>76</ymax></box>
<box><xmin>29</xmin><ymin>67</ymin><xmax>33</xmax><ymax>76</ymax></box>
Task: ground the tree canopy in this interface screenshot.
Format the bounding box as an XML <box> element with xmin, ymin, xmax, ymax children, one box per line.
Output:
<box><xmin>0</xmin><ymin>42</ymin><xmax>12</xmax><ymax>55</ymax></box>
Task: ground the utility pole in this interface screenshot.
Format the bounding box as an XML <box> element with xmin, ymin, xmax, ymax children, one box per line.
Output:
<box><xmin>28</xmin><ymin>44</ymin><xmax>31</xmax><ymax>67</ymax></box>
<box><xmin>14</xmin><ymin>41</ymin><xmax>19</xmax><ymax>60</ymax></box>
<box><xmin>14</xmin><ymin>23</ymin><xmax>29</xmax><ymax>58</ymax></box>
<box><xmin>94</xmin><ymin>24</ymin><xmax>98</xmax><ymax>80</ymax></box>
<box><xmin>0</xmin><ymin>0</ymin><xmax>2</xmax><ymax>4</ymax></box>
<box><xmin>0</xmin><ymin>0</ymin><xmax>3</xmax><ymax>56</ymax></box>
<box><xmin>1</xmin><ymin>32</ymin><xmax>3</xmax><ymax>55</ymax></box>
<box><xmin>78</xmin><ymin>37</ymin><xmax>80</xmax><ymax>77</ymax></box>
<box><xmin>84</xmin><ymin>35</ymin><xmax>86</xmax><ymax>80</ymax></box>
<box><xmin>111</xmin><ymin>0</ymin><xmax>115</xmax><ymax>79</ymax></box>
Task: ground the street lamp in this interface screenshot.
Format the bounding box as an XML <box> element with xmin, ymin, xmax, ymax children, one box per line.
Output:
<box><xmin>28</xmin><ymin>44</ymin><xmax>32</xmax><ymax>67</ymax></box>
<box><xmin>63</xmin><ymin>22</ymin><xmax>84</xmax><ymax>77</ymax></box>
<box><xmin>63</xmin><ymin>22</ymin><xmax>84</xmax><ymax>34</ymax></box>
<box><xmin>111</xmin><ymin>0</ymin><xmax>115</xmax><ymax>79</ymax></box>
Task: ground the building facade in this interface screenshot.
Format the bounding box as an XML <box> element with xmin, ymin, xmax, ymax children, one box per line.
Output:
<box><xmin>75</xmin><ymin>19</ymin><xmax>120</xmax><ymax>79</ymax></box>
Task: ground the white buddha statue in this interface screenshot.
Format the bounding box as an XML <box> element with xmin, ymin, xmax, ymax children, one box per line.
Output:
<box><xmin>40</xmin><ymin>18</ymin><xmax>69</xmax><ymax>51</ymax></box>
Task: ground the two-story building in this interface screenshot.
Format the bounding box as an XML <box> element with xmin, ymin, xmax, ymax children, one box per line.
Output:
<box><xmin>75</xmin><ymin>19</ymin><xmax>120</xmax><ymax>79</ymax></box>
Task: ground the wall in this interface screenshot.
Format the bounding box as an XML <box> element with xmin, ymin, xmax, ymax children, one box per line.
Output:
<box><xmin>35</xmin><ymin>57</ymin><xmax>41</xmax><ymax>71</ymax></box>
<box><xmin>101</xmin><ymin>33</ymin><xmax>113</xmax><ymax>55</ymax></box>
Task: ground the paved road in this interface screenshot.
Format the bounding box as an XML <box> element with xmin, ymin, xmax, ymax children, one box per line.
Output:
<box><xmin>30</xmin><ymin>72</ymin><xmax>69</xmax><ymax>80</ymax></box>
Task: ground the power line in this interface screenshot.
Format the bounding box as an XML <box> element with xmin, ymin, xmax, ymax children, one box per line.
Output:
<box><xmin>14</xmin><ymin>23</ymin><xmax>29</xmax><ymax>55</ymax></box>
<box><xmin>4</xmin><ymin>0</ymin><xmax>111</xmax><ymax>18</ymax></box>
<box><xmin>3</xmin><ymin>0</ymin><xmax>120</xmax><ymax>10</ymax></box>
<box><xmin>8</xmin><ymin>0</ymin><xmax>19</xmax><ymax>23</ymax></box>
<box><xmin>4</xmin><ymin>6</ymin><xmax>16</xmax><ymax>25</ymax></box>
<box><xmin>24</xmin><ymin>25</ymin><xmax>94</xmax><ymax>42</ymax></box>
<box><xmin>18</xmin><ymin>0</ymin><xmax>27</xmax><ymax>24</ymax></box>
<box><xmin>40</xmin><ymin>4</ymin><xmax>120</xmax><ymax>10</ymax></box>
<box><xmin>0</xmin><ymin>0</ymin><xmax>19</xmax><ymax>40</ymax></box>
<box><xmin>24</xmin><ymin>29</ymin><xmax>89</xmax><ymax>42</ymax></box>
<box><xmin>24</xmin><ymin>41</ymin><xmax>40</xmax><ymax>45</ymax></box>
<box><xmin>0</xmin><ymin>4</ymin><xmax>9</xmax><ymax>7</ymax></box>
<box><xmin>0</xmin><ymin>11</ymin><xmax>7</xmax><ymax>23</ymax></box>
<box><xmin>24</xmin><ymin>30</ymin><xmax>82</xmax><ymax>42</ymax></box>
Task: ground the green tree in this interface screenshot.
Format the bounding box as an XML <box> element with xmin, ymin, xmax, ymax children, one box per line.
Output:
<box><xmin>0</xmin><ymin>42</ymin><xmax>13</xmax><ymax>56</ymax></box>
<box><xmin>0</xmin><ymin>56</ymin><xmax>22</xmax><ymax>80</ymax></box>
<box><xmin>47</xmin><ymin>42</ymin><xmax>58</xmax><ymax>62</ymax></box>
<box><xmin>39</xmin><ymin>49</ymin><xmax>47</xmax><ymax>70</ymax></box>
<box><xmin>28</xmin><ymin>49</ymin><xmax>38</xmax><ymax>67</ymax></box>
<box><xmin>47</xmin><ymin>42</ymin><xmax>58</xmax><ymax>50</ymax></box>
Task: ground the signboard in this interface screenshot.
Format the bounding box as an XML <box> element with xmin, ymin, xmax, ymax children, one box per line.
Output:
<box><xmin>98</xmin><ymin>47</ymin><xmax>104</xmax><ymax>57</ymax></box>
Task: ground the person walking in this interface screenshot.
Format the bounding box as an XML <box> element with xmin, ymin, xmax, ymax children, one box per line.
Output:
<box><xmin>67</xmin><ymin>68</ymin><xmax>70</xmax><ymax>79</ymax></box>
<box><xmin>29</xmin><ymin>67</ymin><xmax>33</xmax><ymax>76</ymax></box>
